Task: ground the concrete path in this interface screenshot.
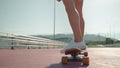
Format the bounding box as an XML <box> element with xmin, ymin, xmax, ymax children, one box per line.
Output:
<box><xmin>0</xmin><ymin>48</ymin><xmax>120</xmax><ymax>68</ymax></box>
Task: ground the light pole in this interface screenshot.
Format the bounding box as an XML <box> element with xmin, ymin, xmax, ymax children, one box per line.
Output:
<box><xmin>53</xmin><ymin>0</ymin><xmax>56</xmax><ymax>39</ymax></box>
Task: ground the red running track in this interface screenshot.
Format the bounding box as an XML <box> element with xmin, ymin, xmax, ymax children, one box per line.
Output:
<box><xmin>0</xmin><ymin>48</ymin><xmax>120</xmax><ymax>68</ymax></box>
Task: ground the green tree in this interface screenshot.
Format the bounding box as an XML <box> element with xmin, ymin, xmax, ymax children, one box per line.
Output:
<box><xmin>106</xmin><ymin>38</ymin><xmax>114</xmax><ymax>44</ymax></box>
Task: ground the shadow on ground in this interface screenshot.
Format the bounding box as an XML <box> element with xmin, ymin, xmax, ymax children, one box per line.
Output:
<box><xmin>46</xmin><ymin>62</ymin><xmax>88</xmax><ymax>68</ymax></box>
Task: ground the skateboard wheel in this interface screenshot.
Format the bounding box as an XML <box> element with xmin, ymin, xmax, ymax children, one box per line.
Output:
<box><xmin>84</xmin><ymin>52</ymin><xmax>88</xmax><ymax>56</ymax></box>
<box><xmin>61</xmin><ymin>56</ymin><xmax>68</xmax><ymax>64</ymax></box>
<box><xmin>82</xmin><ymin>57</ymin><xmax>89</xmax><ymax>66</ymax></box>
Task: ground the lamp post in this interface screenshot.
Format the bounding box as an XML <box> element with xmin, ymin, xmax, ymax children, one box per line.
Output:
<box><xmin>53</xmin><ymin>0</ymin><xmax>56</xmax><ymax>39</ymax></box>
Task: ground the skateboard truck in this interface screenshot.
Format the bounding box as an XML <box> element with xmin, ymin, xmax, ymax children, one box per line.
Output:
<box><xmin>68</xmin><ymin>52</ymin><xmax>82</xmax><ymax>62</ymax></box>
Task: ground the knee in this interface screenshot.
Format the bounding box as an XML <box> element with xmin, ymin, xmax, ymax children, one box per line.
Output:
<box><xmin>65</xmin><ymin>7</ymin><xmax>77</xmax><ymax>14</ymax></box>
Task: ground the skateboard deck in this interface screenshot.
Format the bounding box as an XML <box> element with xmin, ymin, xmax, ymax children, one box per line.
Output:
<box><xmin>61</xmin><ymin>48</ymin><xmax>89</xmax><ymax>65</ymax></box>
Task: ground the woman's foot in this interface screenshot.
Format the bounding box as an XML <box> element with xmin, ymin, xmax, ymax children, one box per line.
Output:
<box><xmin>61</xmin><ymin>41</ymin><xmax>86</xmax><ymax>53</ymax></box>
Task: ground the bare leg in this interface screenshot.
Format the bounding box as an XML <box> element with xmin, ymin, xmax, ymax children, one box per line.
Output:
<box><xmin>62</xmin><ymin>0</ymin><xmax>82</xmax><ymax>42</ymax></box>
<box><xmin>61</xmin><ymin>0</ymin><xmax>86</xmax><ymax>53</ymax></box>
<box><xmin>74</xmin><ymin>0</ymin><xmax>85</xmax><ymax>40</ymax></box>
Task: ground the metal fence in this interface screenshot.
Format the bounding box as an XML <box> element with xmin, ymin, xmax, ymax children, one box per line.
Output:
<box><xmin>0</xmin><ymin>32</ymin><xmax>67</xmax><ymax>49</ymax></box>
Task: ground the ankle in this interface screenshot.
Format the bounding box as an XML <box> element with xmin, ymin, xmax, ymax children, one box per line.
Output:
<box><xmin>74</xmin><ymin>39</ymin><xmax>83</xmax><ymax>43</ymax></box>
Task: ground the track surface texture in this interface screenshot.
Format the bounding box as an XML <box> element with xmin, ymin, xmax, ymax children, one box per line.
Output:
<box><xmin>0</xmin><ymin>48</ymin><xmax>120</xmax><ymax>68</ymax></box>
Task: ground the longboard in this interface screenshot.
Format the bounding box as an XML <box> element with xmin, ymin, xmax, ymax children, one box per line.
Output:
<box><xmin>61</xmin><ymin>48</ymin><xmax>89</xmax><ymax>65</ymax></box>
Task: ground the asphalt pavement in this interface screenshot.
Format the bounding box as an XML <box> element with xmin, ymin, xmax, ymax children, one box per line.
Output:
<box><xmin>0</xmin><ymin>48</ymin><xmax>120</xmax><ymax>68</ymax></box>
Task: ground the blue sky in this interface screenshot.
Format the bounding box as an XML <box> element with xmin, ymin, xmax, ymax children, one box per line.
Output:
<box><xmin>0</xmin><ymin>0</ymin><xmax>120</xmax><ymax>38</ymax></box>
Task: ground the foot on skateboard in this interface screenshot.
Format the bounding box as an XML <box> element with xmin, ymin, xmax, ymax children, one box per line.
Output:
<box><xmin>61</xmin><ymin>48</ymin><xmax>89</xmax><ymax>66</ymax></box>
